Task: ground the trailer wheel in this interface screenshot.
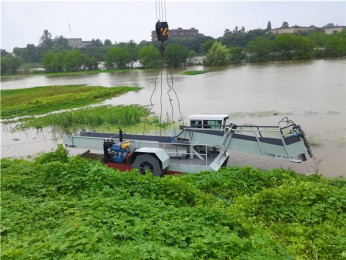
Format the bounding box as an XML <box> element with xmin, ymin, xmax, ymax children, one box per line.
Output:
<box><xmin>132</xmin><ymin>154</ymin><xmax>163</xmax><ymax>177</ymax></box>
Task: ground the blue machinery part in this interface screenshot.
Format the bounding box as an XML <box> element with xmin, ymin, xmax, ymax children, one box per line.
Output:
<box><xmin>109</xmin><ymin>141</ymin><xmax>131</xmax><ymax>163</ymax></box>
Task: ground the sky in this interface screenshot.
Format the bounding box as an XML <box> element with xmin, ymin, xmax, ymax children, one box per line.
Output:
<box><xmin>1</xmin><ymin>1</ymin><xmax>345</xmax><ymax>51</ymax></box>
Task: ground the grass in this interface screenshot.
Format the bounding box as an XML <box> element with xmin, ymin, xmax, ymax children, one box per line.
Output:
<box><xmin>0</xmin><ymin>68</ymin><xmax>134</xmax><ymax>79</ymax></box>
<box><xmin>0</xmin><ymin>84</ymin><xmax>141</xmax><ymax>119</ymax></box>
<box><xmin>35</xmin><ymin>68</ymin><xmax>131</xmax><ymax>77</ymax></box>
<box><xmin>18</xmin><ymin>105</ymin><xmax>173</xmax><ymax>133</ymax></box>
<box><xmin>181</xmin><ymin>70</ymin><xmax>208</xmax><ymax>75</ymax></box>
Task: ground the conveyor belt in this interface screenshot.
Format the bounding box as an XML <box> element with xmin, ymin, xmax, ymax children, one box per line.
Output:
<box><xmin>178</xmin><ymin>127</ymin><xmax>301</xmax><ymax>146</ymax></box>
<box><xmin>80</xmin><ymin>132</ymin><xmax>172</xmax><ymax>143</ymax></box>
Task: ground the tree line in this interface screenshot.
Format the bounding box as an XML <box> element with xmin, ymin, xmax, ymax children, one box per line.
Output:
<box><xmin>1</xmin><ymin>27</ymin><xmax>345</xmax><ymax>75</ymax></box>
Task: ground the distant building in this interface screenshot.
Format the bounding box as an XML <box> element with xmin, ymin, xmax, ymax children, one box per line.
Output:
<box><xmin>271</xmin><ymin>26</ymin><xmax>345</xmax><ymax>35</ymax></box>
<box><xmin>151</xmin><ymin>27</ymin><xmax>199</xmax><ymax>41</ymax></box>
<box><xmin>271</xmin><ymin>26</ymin><xmax>314</xmax><ymax>35</ymax></box>
<box><xmin>67</xmin><ymin>38</ymin><xmax>92</xmax><ymax>48</ymax></box>
<box><xmin>324</xmin><ymin>26</ymin><xmax>345</xmax><ymax>34</ymax></box>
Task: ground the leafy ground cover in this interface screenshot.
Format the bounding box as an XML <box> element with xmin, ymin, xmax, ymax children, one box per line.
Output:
<box><xmin>0</xmin><ymin>84</ymin><xmax>140</xmax><ymax>119</ymax></box>
<box><xmin>181</xmin><ymin>70</ymin><xmax>208</xmax><ymax>75</ymax></box>
<box><xmin>1</xmin><ymin>146</ymin><xmax>345</xmax><ymax>259</ymax></box>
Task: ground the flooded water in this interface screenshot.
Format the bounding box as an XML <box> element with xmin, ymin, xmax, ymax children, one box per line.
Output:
<box><xmin>1</xmin><ymin>59</ymin><xmax>345</xmax><ymax>177</ymax></box>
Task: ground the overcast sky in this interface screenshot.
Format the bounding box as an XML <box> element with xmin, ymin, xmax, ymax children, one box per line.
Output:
<box><xmin>1</xmin><ymin>1</ymin><xmax>345</xmax><ymax>51</ymax></box>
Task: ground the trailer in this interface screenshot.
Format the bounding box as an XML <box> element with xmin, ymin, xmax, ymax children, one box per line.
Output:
<box><xmin>63</xmin><ymin>116</ymin><xmax>313</xmax><ymax>176</ymax></box>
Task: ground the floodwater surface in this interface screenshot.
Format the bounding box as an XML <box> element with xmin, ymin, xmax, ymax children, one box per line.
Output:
<box><xmin>1</xmin><ymin>59</ymin><xmax>345</xmax><ymax>176</ymax></box>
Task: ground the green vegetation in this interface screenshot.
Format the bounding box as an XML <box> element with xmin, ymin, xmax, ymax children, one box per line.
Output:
<box><xmin>1</xmin><ymin>146</ymin><xmax>345</xmax><ymax>259</ymax></box>
<box><xmin>105</xmin><ymin>47</ymin><xmax>131</xmax><ymax>69</ymax></box>
<box><xmin>181</xmin><ymin>70</ymin><xmax>208</xmax><ymax>75</ymax></box>
<box><xmin>0</xmin><ymin>85</ymin><xmax>140</xmax><ymax>119</ymax></box>
<box><xmin>18</xmin><ymin>105</ymin><xmax>172</xmax><ymax>133</ymax></box>
<box><xmin>204</xmin><ymin>42</ymin><xmax>230</xmax><ymax>66</ymax></box>
<box><xmin>34</xmin><ymin>68</ymin><xmax>130</xmax><ymax>77</ymax></box>
<box><xmin>0</xmin><ymin>55</ymin><xmax>22</xmax><ymax>75</ymax></box>
<box><xmin>42</xmin><ymin>50</ymin><xmax>98</xmax><ymax>72</ymax></box>
<box><xmin>164</xmin><ymin>45</ymin><xmax>189</xmax><ymax>68</ymax></box>
<box><xmin>20</xmin><ymin>105</ymin><xmax>146</xmax><ymax>130</ymax></box>
<box><xmin>2</xmin><ymin>28</ymin><xmax>345</xmax><ymax>75</ymax></box>
<box><xmin>139</xmin><ymin>44</ymin><xmax>161</xmax><ymax>68</ymax></box>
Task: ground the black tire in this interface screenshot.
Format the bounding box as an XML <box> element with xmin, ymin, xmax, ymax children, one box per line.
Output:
<box><xmin>132</xmin><ymin>154</ymin><xmax>163</xmax><ymax>177</ymax></box>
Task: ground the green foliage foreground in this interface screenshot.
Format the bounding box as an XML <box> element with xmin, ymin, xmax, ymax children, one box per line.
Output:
<box><xmin>1</xmin><ymin>146</ymin><xmax>345</xmax><ymax>259</ymax></box>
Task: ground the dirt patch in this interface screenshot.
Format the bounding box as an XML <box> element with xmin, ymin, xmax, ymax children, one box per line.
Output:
<box><xmin>80</xmin><ymin>150</ymin><xmax>104</xmax><ymax>162</ymax></box>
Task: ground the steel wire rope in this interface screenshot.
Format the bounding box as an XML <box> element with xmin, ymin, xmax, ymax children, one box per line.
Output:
<box><xmin>159</xmin><ymin>61</ymin><xmax>164</xmax><ymax>136</ymax></box>
<box><xmin>156</xmin><ymin>0</ymin><xmax>161</xmax><ymax>22</ymax></box>
<box><xmin>166</xmin><ymin>68</ymin><xmax>175</xmax><ymax>132</ymax></box>
<box><xmin>155</xmin><ymin>0</ymin><xmax>158</xmax><ymax>21</ymax></box>
<box><xmin>139</xmin><ymin>68</ymin><xmax>160</xmax><ymax>148</ymax></box>
<box><xmin>155</xmin><ymin>0</ymin><xmax>166</xmax><ymax>21</ymax></box>
<box><xmin>160</xmin><ymin>0</ymin><xmax>164</xmax><ymax>21</ymax></box>
<box><xmin>167</xmin><ymin>67</ymin><xmax>184</xmax><ymax>126</ymax></box>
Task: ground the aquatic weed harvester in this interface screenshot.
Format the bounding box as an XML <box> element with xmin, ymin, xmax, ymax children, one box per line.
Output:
<box><xmin>64</xmin><ymin>116</ymin><xmax>313</xmax><ymax>176</ymax></box>
<box><xmin>64</xmin><ymin>1</ymin><xmax>313</xmax><ymax>175</ymax></box>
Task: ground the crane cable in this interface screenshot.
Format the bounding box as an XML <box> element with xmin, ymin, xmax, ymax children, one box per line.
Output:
<box><xmin>141</xmin><ymin>0</ymin><xmax>184</xmax><ymax>141</ymax></box>
<box><xmin>155</xmin><ymin>0</ymin><xmax>166</xmax><ymax>23</ymax></box>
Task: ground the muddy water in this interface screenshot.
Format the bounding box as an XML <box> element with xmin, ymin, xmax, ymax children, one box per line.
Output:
<box><xmin>1</xmin><ymin>59</ymin><xmax>345</xmax><ymax>177</ymax></box>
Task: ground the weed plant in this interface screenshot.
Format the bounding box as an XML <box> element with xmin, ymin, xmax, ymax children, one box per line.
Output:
<box><xmin>0</xmin><ymin>85</ymin><xmax>140</xmax><ymax>119</ymax></box>
<box><xmin>21</xmin><ymin>105</ymin><xmax>147</xmax><ymax>129</ymax></box>
<box><xmin>1</xmin><ymin>146</ymin><xmax>345</xmax><ymax>259</ymax></box>
<box><xmin>20</xmin><ymin>105</ymin><xmax>172</xmax><ymax>133</ymax></box>
<box><xmin>181</xmin><ymin>70</ymin><xmax>208</xmax><ymax>75</ymax></box>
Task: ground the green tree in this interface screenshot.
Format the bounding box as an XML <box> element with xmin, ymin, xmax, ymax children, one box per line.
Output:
<box><xmin>14</xmin><ymin>44</ymin><xmax>41</xmax><ymax>63</ymax></box>
<box><xmin>139</xmin><ymin>44</ymin><xmax>160</xmax><ymax>68</ymax></box>
<box><xmin>105</xmin><ymin>47</ymin><xmax>130</xmax><ymax>69</ymax></box>
<box><xmin>39</xmin><ymin>30</ymin><xmax>54</xmax><ymax>50</ymax></box>
<box><xmin>84</xmin><ymin>56</ymin><xmax>99</xmax><ymax>70</ymax></box>
<box><xmin>266</xmin><ymin>21</ymin><xmax>272</xmax><ymax>31</ymax></box>
<box><xmin>90</xmin><ymin>39</ymin><xmax>103</xmax><ymax>48</ymax></box>
<box><xmin>201</xmin><ymin>39</ymin><xmax>216</xmax><ymax>54</ymax></box>
<box><xmin>228</xmin><ymin>46</ymin><xmax>245</xmax><ymax>63</ymax></box>
<box><xmin>126</xmin><ymin>40</ymin><xmax>139</xmax><ymax>68</ymax></box>
<box><xmin>164</xmin><ymin>44</ymin><xmax>189</xmax><ymax>68</ymax></box>
<box><xmin>324</xmin><ymin>30</ymin><xmax>346</xmax><ymax>57</ymax></box>
<box><xmin>247</xmin><ymin>37</ymin><xmax>273</xmax><ymax>62</ymax></box>
<box><xmin>64</xmin><ymin>50</ymin><xmax>87</xmax><ymax>71</ymax></box>
<box><xmin>104</xmin><ymin>39</ymin><xmax>112</xmax><ymax>47</ymax></box>
<box><xmin>1</xmin><ymin>56</ymin><xmax>22</xmax><ymax>75</ymax></box>
<box><xmin>53</xmin><ymin>36</ymin><xmax>70</xmax><ymax>51</ymax></box>
<box><xmin>281</xmin><ymin>21</ymin><xmax>289</xmax><ymax>28</ymax></box>
<box><xmin>42</xmin><ymin>52</ymin><xmax>64</xmax><ymax>72</ymax></box>
<box><xmin>204</xmin><ymin>42</ymin><xmax>230</xmax><ymax>66</ymax></box>
<box><xmin>273</xmin><ymin>34</ymin><xmax>314</xmax><ymax>60</ymax></box>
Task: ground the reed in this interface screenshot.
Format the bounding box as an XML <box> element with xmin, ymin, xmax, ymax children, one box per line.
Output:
<box><xmin>1</xmin><ymin>85</ymin><xmax>140</xmax><ymax>119</ymax></box>
<box><xmin>20</xmin><ymin>105</ymin><xmax>174</xmax><ymax>133</ymax></box>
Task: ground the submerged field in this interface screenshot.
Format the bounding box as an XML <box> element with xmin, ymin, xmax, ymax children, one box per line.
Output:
<box><xmin>1</xmin><ymin>146</ymin><xmax>345</xmax><ymax>259</ymax></box>
<box><xmin>0</xmin><ymin>84</ymin><xmax>140</xmax><ymax>119</ymax></box>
